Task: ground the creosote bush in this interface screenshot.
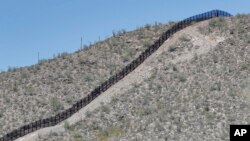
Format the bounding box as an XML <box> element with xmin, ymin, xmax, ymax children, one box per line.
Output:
<box><xmin>50</xmin><ymin>97</ymin><xmax>64</xmax><ymax>113</ymax></box>
<box><xmin>168</xmin><ymin>45</ymin><xmax>178</xmax><ymax>52</ymax></box>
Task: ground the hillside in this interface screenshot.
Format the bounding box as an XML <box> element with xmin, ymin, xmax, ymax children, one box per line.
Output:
<box><xmin>33</xmin><ymin>15</ymin><xmax>250</xmax><ymax>141</ymax></box>
<box><xmin>0</xmin><ymin>22</ymin><xmax>173</xmax><ymax>136</ymax></box>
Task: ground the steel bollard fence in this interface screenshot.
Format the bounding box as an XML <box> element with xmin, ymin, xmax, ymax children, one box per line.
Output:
<box><xmin>0</xmin><ymin>10</ymin><xmax>232</xmax><ymax>141</ymax></box>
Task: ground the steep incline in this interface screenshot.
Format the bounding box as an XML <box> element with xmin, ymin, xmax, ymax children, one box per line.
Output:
<box><xmin>38</xmin><ymin>14</ymin><xmax>250</xmax><ymax>141</ymax></box>
<box><xmin>0</xmin><ymin>19</ymin><xmax>172</xmax><ymax>140</ymax></box>
<box><xmin>0</xmin><ymin>21</ymin><xmax>171</xmax><ymax>137</ymax></box>
<box><xmin>0</xmin><ymin>10</ymin><xmax>231</xmax><ymax>141</ymax></box>
<box><xmin>15</xmin><ymin>18</ymin><xmax>229</xmax><ymax>141</ymax></box>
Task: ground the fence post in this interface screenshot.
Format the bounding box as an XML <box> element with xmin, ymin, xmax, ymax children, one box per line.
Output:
<box><xmin>191</xmin><ymin>16</ymin><xmax>195</xmax><ymax>22</ymax></box>
<box><xmin>102</xmin><ymin>83</ymin><xmax>106</xmax><ymax>92</ymax></box>
<box><xmin>87</xmin><ymin>95</ymin><xmax>91</xmax><ymax>103</ymax></box>
<box><xmin>10</xmin><ymin>131</ymin><xmax>14</xmax><ymax>141</ymax></box>
<box><xmin>45</xmin><ymin>118</ymin><xmax>49</xmax><ymax>127</ymax></box>
<box><xmin>2</xmin><ymin>136</ymin><xmax>5</xmax><ymax>141</ymax></box>
<box><xmin>25</xmin><ymin>124</ymin><xmax>29</xmax><ymax>134</ymax></box>
<box><xmin>65</xmin><ymin>109</ymin><xmax>70</xmax><ymax>119</ymax></box>
<box><xmin>42</xmin><ymin>119</ymin><xmax>46</xmax><ymax>128</ymax></box>
<box><xmin>6</xmin><ymin>133</ymin><xmax>11</xmax><ymax>141</ymax></box>
<box><xmin>30</xmin><ymin>122</ymin><xmax>33</xmax><ymax>133</ymax></box>
<box><xmin>7</xmin><ymin>132</ymin><xmax>12</xmax><ymax>141</ymax></box>
<box><xmin>103</xmin><ymin>81</ymin><xmax>107</xmax><ymax>91</ymax></box>
<box><xmin>21</xmin><ymin>126</ymin><xmax>25</xmax><ymax>137</ymax></box>
<box><xmin>159</xmin><ymin>36</ymin><xmax>163</xmax><ymax>46</ymax></box>
<box><xmin>201</xmin><ymin>13</ymin><xmax>204</xmax><ymax>21</ymax></box>
<box><xmin>13</xmin><ymin>130</ymin><xmax>18</xmax><ymax>140</ymax></box>
<box><xmin>215</xmin><ymin>10</ymin><xmax>218</xmax><ymax>17</ymax></box>
<box><xmin>31</xmin><ymin>122</ymin><xmax>35</xmax><ymax>132</ymax></box>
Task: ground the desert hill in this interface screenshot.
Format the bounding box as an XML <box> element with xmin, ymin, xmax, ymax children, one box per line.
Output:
<box><xmin>0</xmin><ymin>22</ymin><xmax>172</xmax><ymax>137</ymax></box>
<box><xmin>35</xmin><ymin>14</ymin><xmax>250</xmax><ymax>141</ymax></box>
<box><xmin>1</xmin><ymin>13</ymin><xmax>250</xmax><ymax>141</ymax></box>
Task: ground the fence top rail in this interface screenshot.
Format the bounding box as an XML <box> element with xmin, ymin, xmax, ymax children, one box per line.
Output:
<box><xmin>182</xmin><ymin>9</ymin><xmax>232</xmax><ymax>23</ymax></box>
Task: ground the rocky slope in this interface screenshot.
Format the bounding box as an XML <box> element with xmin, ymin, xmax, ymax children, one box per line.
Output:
<box><xmin>35</xmin><ymin>15</ymin><xmax>250</xmax><ymax>141</ymax></box>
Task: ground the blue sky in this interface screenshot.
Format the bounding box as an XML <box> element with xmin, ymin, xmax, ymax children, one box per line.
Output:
<box><xmin>0</xmin><ymin>0</ymin><xmax>250</xmax><ymax>71</ymax></box>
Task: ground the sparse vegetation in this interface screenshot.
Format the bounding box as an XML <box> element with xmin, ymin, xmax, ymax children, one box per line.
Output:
<box><xmin>1</xmin><ymin>14</ymin><xmax>250</xmax><ymax>141</ymax></box>
<box><xmin>179</xmin><ymin>34</ymin><xmax>191</xmax><ymax>42</ymax></box>
<box><xmin>0</xmin><ymin>21</ymin><xmax>172</xmax><ymax>137</ymax></box>
<box><xmin>101</xmin><ymin>105</ymin><xmax>110</xmax><ymax>114</ymax></box>
<box><xmin>96</xmin><ymin>127</ymin><xmax>124</xmax><ymax>141</ymax></box>
<box><xmin>240</xmin><ymin>63</ymin><xmax>248</xmax><ymax>71</ymax></box>
<box><xmin>64</xmin><ymin>121</ymin><xmax>70</xmax><ymax>130</ymax></box>
<box><xmin>199</xmin><ymin>16</ymin><xmax>228</xmax><ymax>35</ymax></box>
<box><xmin>168</xmin><ymin>45</ymin><xmax>178</xmax><ymax>52</ymax></box>
<box><xmin>36</xmin><ymin>14</ymin><xmax>250</xmax><ymax>141</ymax></box>
<box><xmin>209</xmin><ymin>17</ymin><xmax>226</xmax><ymax>29</ymax></box>
<box><xmin>50</xmin><ymin>97</ymin><xmax>64</xmax><ymax>113</ymax></box>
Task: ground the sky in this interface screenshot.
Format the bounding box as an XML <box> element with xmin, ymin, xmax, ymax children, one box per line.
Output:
<box><xmin>0</xmin><ymin>0</ymin><xmax>250</xmax><ymax>71</ymax></box>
